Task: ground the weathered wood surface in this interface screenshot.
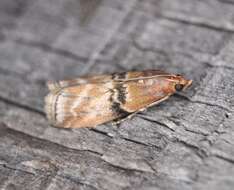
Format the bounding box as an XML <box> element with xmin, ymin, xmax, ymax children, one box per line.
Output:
<box><xmin>0</xmin><ymin>0</ymin><xmax>234</xmax><ymax>189</ymax></box>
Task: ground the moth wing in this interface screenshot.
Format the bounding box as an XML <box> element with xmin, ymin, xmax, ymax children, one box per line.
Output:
<box><xmin>47</xmin><ymin>70</ymin><xmax>171</xmax><ymax>92</ymax></box>
<box><xmin>45</xmin><ymin>82</ymin><xmax>119</xmax><ymax>128</ymax></box>
<box><xmin>47</xmin><ymin>74</ymin><xmax>112</xmax><ymax>92</ymax></box>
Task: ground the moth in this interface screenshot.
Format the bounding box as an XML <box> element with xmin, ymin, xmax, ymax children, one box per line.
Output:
<box><xmin>45</xmin><ymin>70</ymin><xmax>192</xmax><ymax>128</ymax></box>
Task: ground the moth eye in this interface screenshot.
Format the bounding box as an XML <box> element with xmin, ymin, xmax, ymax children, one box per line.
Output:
<box><xmin>175</xmin><ymin>84</ymin><xmax>184</xmax><ymax>91</ymax></box>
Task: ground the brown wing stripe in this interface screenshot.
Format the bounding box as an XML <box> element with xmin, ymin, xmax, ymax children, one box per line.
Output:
<box><xmin>111</xmin><ymin>72</ymin><xmax>127</xmax><ymax>80</ymax></box>
<box><xmin>115</xmin><ymin>83</ymin><xmax>127</xmax><ymax>104</ymax></box>
<box><xmin>111</xmin><ymin>102</ymin><xmax>131</xmax><ymax>118</ymax></box>
<box><xmin>108</xmin><ymin>81</ymin><xmax>130</xmax><ymax>117</ymax></box>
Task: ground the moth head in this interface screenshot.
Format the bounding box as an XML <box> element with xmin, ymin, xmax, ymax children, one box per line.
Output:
<box><xmin>173</xmin><ymin>74</ymin><xmax>192</xmax><ymax>92</ymax></box>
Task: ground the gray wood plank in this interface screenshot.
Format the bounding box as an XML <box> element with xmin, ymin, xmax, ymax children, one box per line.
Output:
<box><xmin>0</xmin><ymin>0</ymin><xmax>234</xmax><ymax>189</ymax></box>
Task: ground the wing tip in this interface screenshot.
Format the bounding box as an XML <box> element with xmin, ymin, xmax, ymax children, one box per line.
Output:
<box><xmin>47</xmin><ymin>81</ymin><xmax>61</xmax><ymax>92</ymax></box>
<box><xmin>44</xmin><ymin>90</ymin><xmax>74</xmax><ymax>128</ymax></box>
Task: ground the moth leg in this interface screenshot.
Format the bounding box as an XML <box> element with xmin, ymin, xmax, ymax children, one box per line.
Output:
<box><xmin>111</xmin><ymin>112</ymin><xmax>138</xmax><ymax>127</ymax></box>
<box><xmin>111</xmin><ymin>117</ymin><xmax>127</xmax><ymax>126</ymax></box>
<box><xmin>111</xmin><ymin>105</ymin><xmax>154</xmax><ymax>126</ymax></box>
<box><xmin>111</xmin><ymin>95</ymin><xmax>172</xmax><ymax>127</ymax></box>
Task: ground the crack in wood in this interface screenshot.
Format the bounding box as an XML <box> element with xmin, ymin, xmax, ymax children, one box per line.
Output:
<box><xmin>160</xmin><ymin>14</ymin><xmax>234</xmax><ymax>33</ymax></box>
<box><xmin>122</xmin><ymin>136</ymin><xmax>161</xmax><ymax>150</ymax></box>
<box><xmin>89</xmin><ymin>128</ymin><xmax>114</xmax><ymax>138</ymax></box>
<box><xmin>174</xmin><ymin>93</ymin><xmax>232</xmax><ymax>113</ymax></box>
<box><xmin>100</xmin><ymin>157</ymin><xmax>155</xmax><ymax>174</ymax></box>
<box><xmin>0</xmin><ymin>163</ymin><xmax>36</xmax><ymax>176</ymax></box>
<box><xmin>183</xmin><ymin>127</ymin><xmax>209</xmax><ymax>137</ymax></box>
<box><xmin>91</xmin><ymin>126</ymin><xmax>164</xmax><ymax>150</ymax></box>
<box><xmin>212</xmin><ymin>152</ymin><xmax>234</xmax><ymax>165</ymax></box>
<box><xmin>175</xmin><ymin>139</ymin><xmax>208</xmax><ymax>159</ymax></box>
<box><xmin>138</xmin><ymin>114</ymin><xmax>176</xmax><ymax>132</ymax></box>
<box><xmin>217</xmin><ymin>0</ymin><xmax>234</xmax><ymax>5</ymax></box>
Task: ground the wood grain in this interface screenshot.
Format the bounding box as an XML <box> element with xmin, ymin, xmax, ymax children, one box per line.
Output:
<box><xmin>0</xmin><ymin>0</ymin><xmax>234</xmax><ymax>189</ymax></box>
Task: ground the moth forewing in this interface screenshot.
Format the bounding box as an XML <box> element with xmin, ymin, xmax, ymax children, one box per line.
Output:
<box><xmin>45</xmin><ymin>70</ymin><xmax>192</xmax><ymax>128</ymax></box>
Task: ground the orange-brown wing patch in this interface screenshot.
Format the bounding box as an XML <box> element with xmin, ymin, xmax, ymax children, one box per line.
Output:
<box><xmin>122</xmin><ymin>78</ymin><xmax>173</xmax><ymax>112</ymax></box>
<box><xmin>62</xmin><ymin>83</ymin><xmax>114</xmax><ymax>128</ymax></box>
<box><xmin>45</xmin><ymin>82</ymin><xmax>130</xmax><ymax>128</ymax></box>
